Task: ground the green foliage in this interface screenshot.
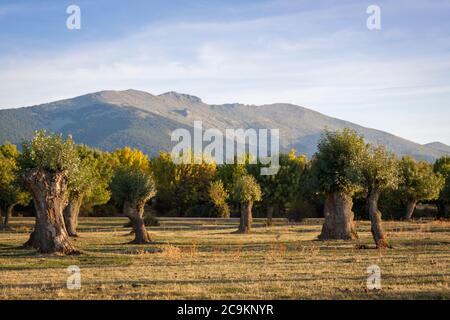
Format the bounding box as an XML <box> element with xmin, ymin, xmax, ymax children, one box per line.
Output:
<box><xmin>19</xmin><ymin>130</ymin><xmax>80</xmax><ymax>178</ymax></box>
<box><xmin>247</xmin><ymin>150</ymin><xmax>307</xmax><ymax>216</ymax></box>
<box><xmin>362</xmin><ymin>145</ymin><xmax>400</xmax><ymax>192</ymax></box>
<box><xmin>216</xmin><ymin>158</ymin><xmax>248</xmax><ymax>194</ymax></box>
<box><xmin>70</xmin><ymin>145</ymin><xmax>112</xmax><ymax>207</ymax></box>
<box><xmin>110</xmin><ymin>147</ymin><xmax>153</xmax><ymax>207</ymax></box>
<box><xmin>398</xmin><ymin>156</ymin><xmax>444</xmax><ymax>202</ymax></box>
<box><xmin>311</xmin><ymin>129</ymin><xmax>367</xmax><ymax>195</ymax></box>
<box><xmin>110</xmin><ymin>167</ymin><xmax>155</xmax><ymax>206</ymax></box>
<box><xmin>0</xmin><ymin>144</ymin><xmax>31</xmax><ymax>209</ymax></box>
<box><xmin>209</xmin><ymin>180</ymin><xmax>230</xmax><ymax>218</ymax></box>
<box><xmin>434</xmin><ymin>156</ymin><xmax>450</xmax><ymax>203</ymax></box>
<box><xmin>232</xmin><ymin>174</ymin><xmax>262</xmax><ymax>204</ymax></box>
<box><xmin>151</xmin><ymin>151</ymin><xmax>216</xmax><ymax>215</ymax></box>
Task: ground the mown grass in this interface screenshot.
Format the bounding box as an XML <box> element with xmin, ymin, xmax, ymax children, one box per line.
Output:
<box><xmin>0</xmin><ymin>217</ymin><xmax>448</xmax><ymax>300</ymax></box>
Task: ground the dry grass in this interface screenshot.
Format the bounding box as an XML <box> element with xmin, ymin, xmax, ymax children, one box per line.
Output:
<box><xmin>0</xmin><ymin>217</ymin><xmax>449</xmax><ymax>300</ymax></box>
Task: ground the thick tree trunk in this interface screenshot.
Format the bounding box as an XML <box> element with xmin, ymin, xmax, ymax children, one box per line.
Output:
<box><xmin>63</xmin><ymin>192</ymin><xmax>83</xmax><ymax>237</ymax></box>
<box><xmin>266</xmin><ymin>205</ymin><xmax>275</xmax><ymax>226</ymax></box>
<box><xmin>238</xmin><ymin>201</ymin><xmax>253</xmax><ymax>233</ymax></box>
<box><xmin>124</xmin><ymin>201</ymin><xmax>152</xmax><ymax>244</ymax></box>
<box><xmin>404</xmin><ymin>200</ymin><xmax>417</xmax><ymax>220</ymax></box>
<box><xmin>319</xmin><ymin>192</ymin><xmax>358</xmax><ymax>240</ymax></box>
<box><xmin>3</xmin><ymin>204</ymin><xmax>14</xmax><ymax>229</ymax></box>
<box><xmin>0</xmin><ymin>207</ymin><xmax>4</xmax><ymax>230</ymax></box>
<box><xmin>22</xmin><ymin>169</ymin><xmax>78</xmax><ymax>255</ymax></box>
<box><xmin>368</xmin><ymin>189</ymin><xmax>389</xmax><ymax>248</ymax></box>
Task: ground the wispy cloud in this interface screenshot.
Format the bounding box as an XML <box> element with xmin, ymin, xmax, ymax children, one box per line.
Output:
<box><xmin>0</xmin><ymin>0</ymin><xmax>449</xmax><ymax>144</ymax></box>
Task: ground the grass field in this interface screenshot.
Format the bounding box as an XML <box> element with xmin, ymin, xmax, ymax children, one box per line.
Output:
<box><xmin>0</xmin><ymin>217</ymin><xmax>449</xmax><ymax>300</ymax></box>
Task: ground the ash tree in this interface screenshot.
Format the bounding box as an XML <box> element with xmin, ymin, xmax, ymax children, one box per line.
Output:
<box><xmin>361</xmin><ymin>145</ymin><xmax>399</xmax><ymax>248</ymax></box>
<box><xmin>64</xmin><ymin>145</ymin><xmax>112</xmax><ymax>237</ymax></box>
<box><xmin>312</xmin><ymin>129</ymin><xmax>366</xmax><ymax>240</ymax></box>
<box><xmin>232</xmin><ymin>174</ymin><xmax>262</xmax><ymax>233</ymax></box>
<box><xmin>19</xmin><ymin>130</ymin><xmax>80</xmax><ymax>255</ymax></box>
<box><xmin>0</xmin><ymin>143</ymin><xmax>31</xmax><ymax>230</ymax></box>
<box><xmin>399</xmin><ymin>156</ymin><xmax>444</xmax><ymax>220</ymax></box>
<box><xmin>111</xmin><ymin>148</ymin><xmax>155</xmax><ymax>244</ymax></box>
<box><xmin>433</xmin><ymin>156</ymin><xmax>450</xmax><ymax>218</ymax></box>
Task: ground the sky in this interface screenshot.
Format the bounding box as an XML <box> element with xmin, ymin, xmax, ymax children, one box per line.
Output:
<box><xmin>0</xmin><ymin>0</ymin><xmax>449</xmax><ymax>144</ymax></box>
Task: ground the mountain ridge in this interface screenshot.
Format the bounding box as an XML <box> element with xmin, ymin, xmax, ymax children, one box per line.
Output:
<box><xmin>0</xmin><ymin>89</ymin><xmax>448</xmax><ymax>162</ymax></box>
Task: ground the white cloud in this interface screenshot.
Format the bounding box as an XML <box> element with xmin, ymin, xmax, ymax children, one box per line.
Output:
<box><xmin>0</xmin><ymin>2</ymin><xmax>449</xmax><ymax>144</ymax></box>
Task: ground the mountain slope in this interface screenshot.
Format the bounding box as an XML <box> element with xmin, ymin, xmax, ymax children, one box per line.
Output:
<box><xmin>0</xmin><ymin>89</ymin><xmax>448</xmax><ymax>161</ymax></box>
<box><xmin>424</xmin><ymin>142</ymin><xmax>450</xmax><ymax>155</ymax></box>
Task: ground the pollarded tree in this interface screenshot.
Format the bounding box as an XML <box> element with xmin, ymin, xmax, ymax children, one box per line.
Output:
<box><xmin>232</xmin><ymin>174</ymin><xmax>262</xmax><ymax>233</ymax></box>
<box><xmin>209</xmin><ymin>180</ymin><xmax>230</xmax><ymax>218</ymax></box>
<box><xmin>312</xmin><ymin>129</ymin><xmax>366</xmax><ymax>240</ymax></box>
<box><xmin>111</xmin><ymin>151</ymin><xmax>155</xmax><ymax>244</ymax></box>
<box><xmin>19</xmin><ymin>131</ymin><xmax>80</xmax><ymax>254</ymax></box>
<box><xmin>399</xmin><ymin>157</ymin><xmax>444</xmax><ymax>220</ymax></box>
<box><xmin>433</xmin><ymin>156</ymin><xmax>450</xmax><ymax>218</ymax></box>
<box><xmin>362</xmin><ymin>145</ymin><xmax>399</xmax><ymax>248</ymax></box>
<box><xmin>64</xmin><ymin>145</ymin><xmax>112</xmax><ymax>237</ymax></box>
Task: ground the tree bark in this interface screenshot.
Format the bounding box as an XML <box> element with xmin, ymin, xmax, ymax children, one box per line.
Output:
<box><xmin>266</xmin><ymin>205</ymin><xmax>275</xmax><ymax>226</ymax></box>
<box><xmin>368</xmin><ymin>189</ymin><xmax>389</xmax><ymax>248</ymax></box>
<box><xmin>238</xmin><ymin>201</ymin><xmax>253</xmax><ymax>233</ymax></box>
<box><xmin>0</xmin><ymin>207</ymin><xmax>4</xmax><ymax>230</ymax></box>
<box><xmin>3</xmin><ymin>204</ymin><xmax>14</xmax><ymax>229</ymax></box>
<box><xmin>319</xmin><ymin>192</ymin><xmax>358</xmax><ymax>240</ymax></box>
<box><xmin>22</xmin><ymin>169</ymin><xmax>78</xmax><ymax>255</ymax></box>
<box><xmin>404</xmin><ymin>200</ymin><xmax>417</xmax><ymax>220</ymax></box>
<box><xmin>123</xmin><ymin>200</ymin><xmax>152</xmax><ymax>244</ymax></box>
<box><xmin>63</xmin><ymin>192</ymin><xmax>83</xmax><ymax>237</ymax></box>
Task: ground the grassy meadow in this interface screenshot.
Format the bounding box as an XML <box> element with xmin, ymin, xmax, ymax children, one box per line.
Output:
<box><xmin>0</xmin><ymin>217</ymin><xmax>449</xmax><ymax>300</ymax></box>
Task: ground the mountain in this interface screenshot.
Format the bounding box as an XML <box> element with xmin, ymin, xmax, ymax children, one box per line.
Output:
<box><xmin>0</xmin><ymin>89</ymin><xmax>448</xmax><ymax>161</ymax></box>
<box><xmin>423</xmin><ymin>142</ymin><xmax>450</xmax><ymax>155</ymax></box>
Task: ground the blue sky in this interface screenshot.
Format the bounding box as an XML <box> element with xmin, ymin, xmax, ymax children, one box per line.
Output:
<box><xmin>0</xmin><ymin>0</ymin><xmax>449</xmax><ymax>144</ymax></box>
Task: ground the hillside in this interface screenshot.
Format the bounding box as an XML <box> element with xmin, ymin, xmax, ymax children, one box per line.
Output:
<box><xmin>0</xmin><ymin>89</ymin><xmax>448</xmax><ymax>161</ymax></box>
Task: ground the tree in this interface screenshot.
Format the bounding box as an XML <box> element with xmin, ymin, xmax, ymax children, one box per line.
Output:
<box><xmin>18</xmin><ymin>131</ymin><xmax>80</xmax><ymax>254</ymax></box>
<box><xmin>399</xmin><ymin>157</ymin><xmax>444</xmax><ymax>220</ymax></box>
<box><xmin>0</xmin><ymin>144</ymin><xmax>30</xmax><ymax>229</ymax></box>
<box><xmin>247</xmin><ymin>150</ymin><xmax>307</xmax><ymax>225</ymax></box>
<box><xmin>361</xmin><ymin>145</ymin><xmax>399</xmax><ymax>248</ymax></box>
<box><xmin>232</xmin><ymin>174</ymin><xmax>262</xmax><ymax>233</ymax></box>
<box><xmin>63</xmin><ymin>145</ymin><xmax>112</xmax><ymax>237</ymax></box>
<box><xmin>433</xmin><ymin>156</ymin><xmax>450</xmax><ymax>218</ymax></box>
<box><xmin>110</xmin><ymin>166</ymin><xmax>156</xmax><ymax>244</ymax></box>
<box><xmin>209</xmin><ymin>180</ymin><xmax>230</xmax><ymax>218</ymax></box>
<box><xmin>151</xmin><ymin>151</ymin><xmax>217</xmax><ymax>216</ymax></box>
<box><xmin>312</xmin><ymin>129</ymin><xmax>366</xmax><ymax>240</ymax></box>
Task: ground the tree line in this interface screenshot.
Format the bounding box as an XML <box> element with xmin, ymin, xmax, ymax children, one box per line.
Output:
<box><xmin>0</xmin><ymin>129</ymin><xmax>448</xmax><ymax>254</ymax></box>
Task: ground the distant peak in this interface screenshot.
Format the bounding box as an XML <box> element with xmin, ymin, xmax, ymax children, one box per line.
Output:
<box><xmin>159</xmin><ymin>91</ymin><xmax>202</xmax><ymax>104</ymax></box>
<box><xmin>425</xmin><ymin>141</ymin><xmax>448</xmax><ymax>147</ymax></box>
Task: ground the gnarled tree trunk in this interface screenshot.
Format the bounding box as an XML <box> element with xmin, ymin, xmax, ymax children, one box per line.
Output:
<box><xmin>63</xmin><ymin>192</ymin><xmax>83</xmax><ymax>237</ymax></box>
<box><xmin>238</xmin><ymin>201</ymin><xmax>253</xmax><ymax>233</ymax></box>
<box><xmin>0</xmin><ymin>207</ymin><xmax>4</xmax><ymax>230</ymax></box>
<box><xmin>404</xmin><ymin>200</ymin><xmax>417</xmax><ymax>220</ymax></box>
<box><xmin>319</xmin><ymin>192</ymin><xmax>358</xmax><ymax>240</ymax></box>
<box><xmin>124</xmin><ymin>200</ymin><xmax>152</xmax><ymax>244</ymax></box>
<box><xmin>368</xmin><ymin>189</ymin><xmax>389</xmax><ymax>248</ymax></box>
<box><xmin>266</xmin><ymin>205</ymin><xmax>275</xmax><ymax>226</ymax></box>
<box><xmin>2</xmin><ymin>204</ymin><xmax>14</xmax><ymax>229</ymax></box>
<box><xmin>22</xmin><ymin>169</ymin><xmax>78</xmax><ymax>255</ymax></box>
